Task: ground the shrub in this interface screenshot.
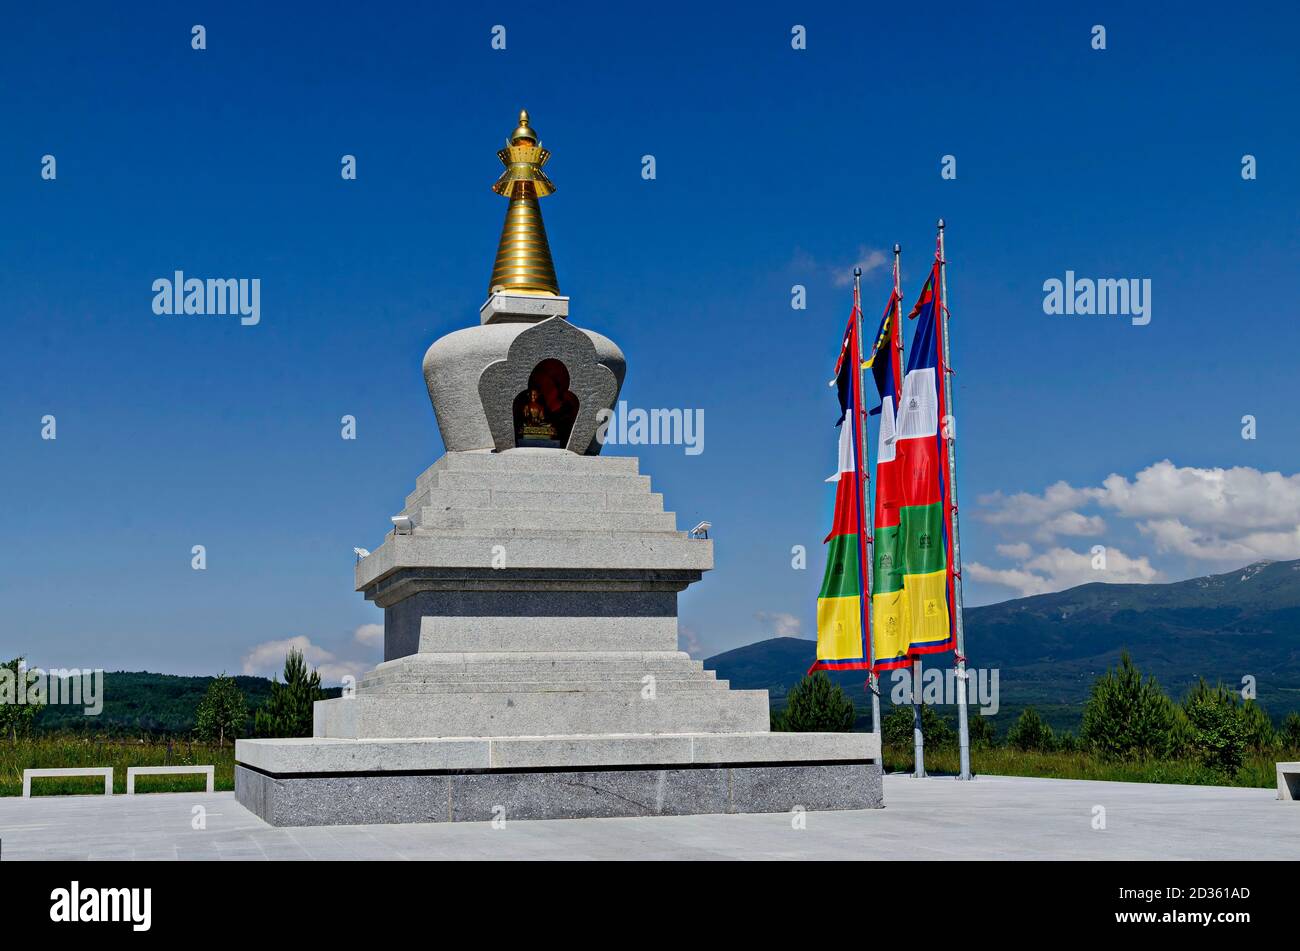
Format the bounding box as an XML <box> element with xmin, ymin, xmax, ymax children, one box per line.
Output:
<box><xmin>1182</xmin><ymin>679</ymin><xmax>1247</xmax><ymax>777</ymax></box>
<box><xmin>781</xmin><ymin>672</ymin><xmax>855</xmax><ymax>732</ymax></box>
<box><xmin>194</xmin><ymin>673</ymin><xmax>247</xmax><ymax>747</ymax></box>
<box><xmin>881</xmin><ymin>702</ymin><xmax>955</xmax><ymax>747</ymax></box>
<box><xmin>881</xmin><ymin>704</ymin><xmax>913</xmax><ymax>746</ymax></box>
<box><xmin>1080</xmin><ymin>652</ymin><xmax>1182</xmax><ymax>759</ymax></box>
<box><xmin>1280</xmin><ymin>712</ymin><xmax>1300</xmax><ymax>751</ymax></box>
<box><xmin>924</xmin><ymin>706</ymin><xmax>957</xmax><ymax>747</ymax></box>
<box><xmin>1006</xmin><ymin>707</ymin><xmax>1056</xmax><ymax>752</ymax></box>
<box><xmin>0</xmin><ymin>657</ymin><xmax>43</xmax><ymax>742</ymax></box>
<box><xmin>968</xmin><ymin>713</ymin><xmax>997</xmax><ymax>749</ymax></box>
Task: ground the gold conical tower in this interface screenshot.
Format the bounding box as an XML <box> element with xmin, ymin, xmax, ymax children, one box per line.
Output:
<box><xmin>488</xmin><ymin>109</ymin><xmax>560</xmax><ymax>296</ymax></box>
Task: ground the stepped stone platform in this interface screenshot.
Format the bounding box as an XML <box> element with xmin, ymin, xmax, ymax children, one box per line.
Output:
<box><xmin>236</xmin><ymin>449</ymin><xmax>881</xmax><ymax>826</ymax></box>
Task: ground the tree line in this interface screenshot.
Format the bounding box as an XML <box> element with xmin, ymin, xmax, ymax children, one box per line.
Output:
<box><xmin>775</xmin><ymin>652</ymin><xmax>1300</xmax><ymax>778</ymax></box>
<box><xmin>2</xmin><ymin>649</ymin><xmax>326</xmax><ymax>746</ymax></box>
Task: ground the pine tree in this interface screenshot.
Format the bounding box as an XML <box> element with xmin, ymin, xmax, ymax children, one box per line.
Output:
<box><xmin>1239</xmin><ymin>699</ymin><xmax>1276</xmax><ymax>751</ymax></box>
<box><xmin>194</xmin><ymin>673</ymin><xmax>248</xmax><ymax>747</ymax></box>
<box><xmin>254</xmin><ymin>649</ymin><xmax>325</xmax><ymax>738</ymax></box>
<box><xmin>1080</xmin><ymin>652</ymin><xmax>1182</xmax><ymax>759</ymax></box>
<box><xmin>781</xmin><ymin>672</ymin><xmax>856</xmax><ymax>732</ymax></box>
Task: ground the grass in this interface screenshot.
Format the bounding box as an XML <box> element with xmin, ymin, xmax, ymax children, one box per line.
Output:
<box><xmin>0</xmin><ymin>735</ymin><xmax>237</xmax><ymax>796</ymax></box>
<box><xmin>882</xmin><ymin>743</ymin><xmax>1294</xmax><ymax>789</ymax></box>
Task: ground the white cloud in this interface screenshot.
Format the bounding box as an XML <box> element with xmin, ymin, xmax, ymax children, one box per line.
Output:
<box><xmin>1098</xmin><ymin>460</ymin><xmax>1300</xmax><ymax>533</ymax></box>
<box><xmin>241</xmin><ymin>635</ymin><xmax>361</xmax><ymax>684</ymax></box>
<box><xmin>831</xmin><ymin>246</ymin><xmax>888</xmax><ymax>287</ymax></box>
<box><xmin>353</xmin><ymin>623</ymin><xmax>384</xmax><ymax>647</ymax></box>
<box><xmin>755</xmin><ymin>611</ymin><xmax>803</xmax><ymax>637</ymax></box>
<box><xmin>977</xmin><ymin>481</ymin><xmax>1105</xmax><ymax>541</ymax></box>
<box><xmin>978</xmin><ymin>480</ymin><xmax>1100</xmax><ymax>526</ymax></box>
<box><xmin>967</xmin><ymin>563</ymin><xmax>1055</xmax><ymax>598</ymax></box>
<box><xmin>1136</xmin><ymin>518</ymin><xmax>1300</xmax><ymax>564</ymax></box>
<box><xmin>791</xmin><ymin>245</ymin><xmax>889</xmax><ymax>288</ymax></box>
<box><xmin>977</xmin><ymin>461</ymin><xmax>1300</xmax><ymax>571</ymax></box>
<box><xmin>969</xmin><ymin>546</ymin><xmax>1160</xmax><ymax>598</ymax></box>
<box><xmin>678</xmin><ymin>625</ymin><xmax>705</xmax><ymax>658</ymax></box>
<box><xmin>995</xmin><ymin>542</ymin><xmax>1032</xmax><ymax>560</ymax></box>
<box><xmin>1040</xmin><ymin>511</ymin><xmax>1107</xmax><ymax>538</ymax></box>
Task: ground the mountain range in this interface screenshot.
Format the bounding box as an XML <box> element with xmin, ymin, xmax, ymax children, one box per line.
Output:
<box><xmin>705</xmin><ymin>560</ymin><xmax>1300</xmax><ymax>731</ymax></box>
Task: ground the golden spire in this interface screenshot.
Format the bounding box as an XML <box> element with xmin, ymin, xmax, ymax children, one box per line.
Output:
<box><xmin>488</xmin><ymin>109</ymin><xmax>560</xmax><ymax>296</ymax></box>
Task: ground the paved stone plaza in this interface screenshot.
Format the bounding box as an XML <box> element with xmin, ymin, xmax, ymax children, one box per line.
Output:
<box><xmin>3</xmin><ymin>774</ymin><xmax>1295</xmax><ymax>860</ymax></box>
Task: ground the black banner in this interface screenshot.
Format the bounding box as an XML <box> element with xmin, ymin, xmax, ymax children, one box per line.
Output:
<box><xmin>0</xmin><ymin>860</ymin><xmax>1281</xmax><ymax>938</ymax></box>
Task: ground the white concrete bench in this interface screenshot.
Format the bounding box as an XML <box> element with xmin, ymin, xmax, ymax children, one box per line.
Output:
<box><xmin>22</xmin><ymin>767</ymin><xmax>113</xmax><ymax>797</ymax></box>
<box><xmin>1277</xmin><ymin>762</ymin><xmax>1300</xmax><ymax>801</ymax></box>
<box><xmin>126</xmin><ymin>765</ymin><xmax>214</xmax><ymax>794</ymax></box>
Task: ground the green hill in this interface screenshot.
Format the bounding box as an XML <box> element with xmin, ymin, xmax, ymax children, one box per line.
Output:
<box><xmin>30</xmin><ymin>671</ymin><xmax>340</xmax><ymax>735</ymax></box>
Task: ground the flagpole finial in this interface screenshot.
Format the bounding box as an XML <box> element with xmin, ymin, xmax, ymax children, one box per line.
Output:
<box><xmin>893</xmin><ymin>243</ymin><xmax>901</xmax><ymax>255</ymax></box>
<box><xmin>853</xmin><ymin>266</ymin><xmax>862</xmax><ymax>278</ymax></box>
<box><xmin>937</xmin><ymin>218</ymin><xmax>946</xmax><ymax>230</ymax></box>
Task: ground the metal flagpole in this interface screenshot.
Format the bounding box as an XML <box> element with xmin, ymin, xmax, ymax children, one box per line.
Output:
<box><xmin>896</xmin><ymin>244</ymin><xmax>924</xmax><ymax>780</ymax></box>
<box><xmin>852</xmin><ymin>267</ymin><xmax>882</xmax><ymax>765</ymax></box>
<box><xmin>937</xmin><ymin>218</ymin><xmax>973</xmax><ymax>781</ymax></box>
<box><xmin>913</xmin><ymin>655</ymin><xmax>924</xmax><ymax>777</ymax></box>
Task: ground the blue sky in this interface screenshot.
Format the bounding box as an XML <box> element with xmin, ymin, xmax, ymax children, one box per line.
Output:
<box><xmin>2</xmin><ymin>2</ymin><xmax>1298</xmax><ymax>677</ymax></box>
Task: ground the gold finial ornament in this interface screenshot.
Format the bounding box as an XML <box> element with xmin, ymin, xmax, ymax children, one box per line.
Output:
<box><xmin>489</xmin><ymin>109</ymin><xmax>560</xmax><ymax>296</ymax></box>
<box><xmin>510</xmin><ymin>109</ymin><xmax>538</xmax><ymax>144</ymax></box>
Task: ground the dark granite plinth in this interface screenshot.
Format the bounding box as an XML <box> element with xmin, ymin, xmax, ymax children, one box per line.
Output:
<box><xmin>235</xmin><ymin>761</ymin><xmax>882</xmax><ymax>827</ymax></box>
